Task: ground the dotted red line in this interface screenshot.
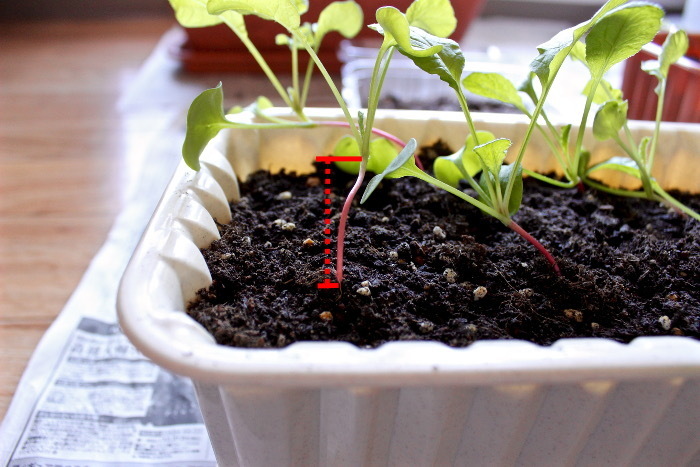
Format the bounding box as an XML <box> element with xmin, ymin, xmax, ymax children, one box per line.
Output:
<box><xmin>318</xmin><ymin>162</ymin><xmax>339</xmax><ymax>289</ymax></box>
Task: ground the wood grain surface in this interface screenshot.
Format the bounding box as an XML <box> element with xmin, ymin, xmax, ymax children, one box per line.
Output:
<box><xmin>0</xmin><ymin>17</ymin><xmax>174</xmax><ymax>421</ymax></box>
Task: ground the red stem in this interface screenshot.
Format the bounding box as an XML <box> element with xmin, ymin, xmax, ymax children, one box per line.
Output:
<box><xmin>508</xmin><ymin>220</ymin><xmax>561</xmax><ymax>276</ymax></box>
<box><xmin>335</xmin><ymin>165</ymin><xmax>367</xmax><ymax>284</ymax></box>
<box><xmin>320</xmin><ymin>121</ymin><xmax>424</xmax><ymax>170</ymax></box>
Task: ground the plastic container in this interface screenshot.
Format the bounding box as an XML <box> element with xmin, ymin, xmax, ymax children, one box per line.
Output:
<box><xmin>118</xmin><ymin>109</ymin><xmax>700</xmax><ymax>467</ymax></box>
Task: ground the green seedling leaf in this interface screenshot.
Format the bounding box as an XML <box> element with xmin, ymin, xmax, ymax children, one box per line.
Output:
<box><xmin>559</xmin><ymin>124</ymin><xmax>572</xmax><ymax>151</ymax></box>
<box><xmin>587</xmin><ymin>155</ymin><xmax>642</xmax><ymax>178</ymax></box>
<box><xmin>473</xmin><ymin>138</ymin><xmax>512</xmax><ymax>178</ymax></box>
<box><xmin>405</xmin><ymin>0</ymin><xmax>457</xmax><ymax>38</ymax></box>
<box><xmin>182</xmin><ymin>83</ymin><xmax>231</xmax><ymax>170</ymax></box>
<box><xmin>169</xmin><ymin>0</ymin><xmax>247</xmax><ymax>33</ymax></box>
<box><xmin>583</xmin><ymin>78</ymin><xmax>622</xmax><ymax>104</ymax></box>
<box><xmin>208</xmin><ymin>0</ymin><xmax>305</xmax><ymax>31</ymax></box>
<box><xmin>530</xmin><ymin>0</ymin><xmax>627</xmax><ymax>85</ymax></box>
<box><xmin>397</xmin><ymin>28</ymin><xmax>463</xmax><ymax>92</ymax></box>
<box><xmin>586</xmin><ymin>3</ymin><xmax>663</xmax><ymax>78</ymax></box>
<box><xmin>638</xmin><ymin>136</ymin><xmax>651</xmax><ymax>161</ymax></box>
<box><xmin>434</xmin><ymin>130</ymin><xmax>495</xmax><ymax>187</ymax></box>
<box><xmin>463</xmin><ymin>72</ymin><xmax>526</xmax><ymax>111</ymax></box>
<box><xmin>642</xmin><ymin>29</ymin><xmax>689</xmax><ymax>85</ymax></box>
<box><xmin>500</xmin><ymin>163</ymin><xmax>523</xmax><ymax>215</ymax></box>
<box><xmin>333</xmin><ymin>136</ymin><xmax>399</xmax><ymax>175</ymax></box>
<box><xmin>375</xmin><ymin>7</ymin><xmax>443</xmax><ymax>57</ymax></box>
<box><xmin>433</xmin><ymin>156</ymin><xmax>464</xmax><ymax>188</ymax></box>
<box><xmin>361</xmin><ymin>138</ymin><xmax>418</xmax><ymax>203</ymax></box>
<box><xmin>570</xmin><ymin>40</ymin><xmax>587</xmax><ymax>64</ymax></box>
<box><xmin>315</xmin><ymin>1</ymin><xmax>363</xmax><ymax>45</ymax></box>
<box><xmin>593</xmin><ymin>99</ymin><xmax>628</xmax><ymax>141</ymax></box>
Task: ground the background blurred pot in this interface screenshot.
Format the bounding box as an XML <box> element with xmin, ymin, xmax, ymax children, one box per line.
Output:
<box><xmin>622</xmin><ymin>33</ymin><xmax>700</xmax><ymax>123</ymax></box>
<box><xmin>172</xmin><ymin>0</ymin><xmax>486</xmax><ymax>73</ymax></box>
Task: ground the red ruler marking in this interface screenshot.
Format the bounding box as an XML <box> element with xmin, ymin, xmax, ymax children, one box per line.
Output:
<box><xmin>317</xmin><ymin>158</ymin><xmax>340</xmax><ymax>289</ymax></box>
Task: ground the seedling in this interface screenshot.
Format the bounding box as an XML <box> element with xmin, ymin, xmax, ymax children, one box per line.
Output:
<box><xmin>360</xmin><ymin>4</ymin><xmax>561</xmax><ymax>274</ymax></box>
<box><xmin>172</xmin><ymin>0</ymin><xmax>459</xmax><ymax>283</ymax></box>
<box><xmin>462</xmin><ymin>0</ymin><xmax>699</xmax><ymax>220</ymax></box>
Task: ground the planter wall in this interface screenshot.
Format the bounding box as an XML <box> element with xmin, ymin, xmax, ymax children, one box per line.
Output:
<box><xmin>173</xmin><ymin>0</ymin><xmax>486</xmax><ymax>73</ymax></box>
<box><xmin>118</xmin><ymin>109</ymin><xmax>700</xmax><ymax>466</ymax></box>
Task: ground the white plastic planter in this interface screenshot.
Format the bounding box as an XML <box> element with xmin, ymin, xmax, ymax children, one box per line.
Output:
<box><xmin>118</xmin><ymin>109</ymin><xmax>700</xmax><ymax>466</ymax></box>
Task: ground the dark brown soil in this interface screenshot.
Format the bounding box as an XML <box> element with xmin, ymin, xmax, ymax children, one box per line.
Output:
<box><xmin>187</xmin><ymin>144</ymin><xmax>700</xmax><ymax>348</ymax></box>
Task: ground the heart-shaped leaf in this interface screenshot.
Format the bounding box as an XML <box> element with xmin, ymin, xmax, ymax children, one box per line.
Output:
<box><xmin>462</xmin><ymin>72</ymin><xmax>525</xmax><ymax>111</ymax></box>
<box><xmin>169</xmin><ymin>0</ymin><xmax>247</xmax><ymax>34</ymax></box>
<box><xmin>473</xmin><ymin>138</ymin><xmax>512</xmax><ymax>178</ymax></box>
<box><xmin>375</xmin><ymin>7</ymin><xmax>442</xmax><ymax>57</ymax></box>
<box><xmin>593</xmin><ymin>100</ymin><xmax>628</xmax><ymax>141</ymax></box>
<box><xmin>208</xmin><ymin>0</ymin><xmax>304</xmax><ymax>31</ymax></box>
<box><xmin>315</xmin><ymin>1</ymin><xmax>363</xmax><ymax>45</ymax></box>
<box><xmin>405</xmin><ymin>0</ymin><xmax>456</xmax><ymax>38</ymax></box>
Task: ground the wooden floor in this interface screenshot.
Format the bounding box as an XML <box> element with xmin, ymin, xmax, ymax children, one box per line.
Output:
<box><xmin>0</xmin><ymin>17</ymin><xmax>175</xmax><ymax>420</ymax></box>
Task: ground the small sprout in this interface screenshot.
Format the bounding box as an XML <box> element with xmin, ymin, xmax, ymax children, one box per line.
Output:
<box><xmin>564</xmin><ymin>309</ymin><xmax>584</xmax><ymax>322</ymax></box>
<box><xmin>302</xmin><ymin>238</ymin><xmax>315</xmax><ymax>247</ymax></box>
<box><xmin>356</xmin><ymin>287</ymin><xmax>371</xmax><ymax>297</ymax></box>
<box><xmin>473</xmin><ymin>286</ymin><xmax>488</xmax><ymax>301</ymax></box>
<box><xmin>433</xmin><ymin>225</ymin><xmax>446</xmax><ymax>240</ymax></box>
<box><xmin>443</xmin><ymin>268</ymin><xmax>457</xmax><ymax>283</ymax></box>
<box><xmin>281</xmin><ymin>222</ymin><xmax>296</xmax><ymax>231</ymax></box>
<box><xmin>658</xmin><ymin>315</ymin><xmax>672</xmax><ymax>331</ymax></box>
<box><xmin>319</xmin><ymin>311</ymin><xmax>333</xmax><ymax>322</ymax></box>
<box><xmin>277</xmin><ymin>191</ymin><xmax>293</xmax><ymax>200</ymax></box>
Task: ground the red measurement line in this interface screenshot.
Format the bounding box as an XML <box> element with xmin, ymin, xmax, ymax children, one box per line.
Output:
<box><xmin>315</xmin><ymin>156</ymin><xmax>362</xmax><ymax>162</ymax></box>
<box><xmin>317</xmin><ymin>159</ymin><xmax>340</xmax><ymax>289</ymax></box>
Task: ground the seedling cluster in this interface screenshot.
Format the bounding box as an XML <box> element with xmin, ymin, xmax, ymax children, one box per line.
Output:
<box><xmin>171</xmin><ymin>0</ymin><xmax>698</xmax><ymax>284</ymax></box>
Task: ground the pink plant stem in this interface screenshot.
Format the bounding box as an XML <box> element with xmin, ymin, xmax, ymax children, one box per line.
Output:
<box><xmin>335</xmin><ymin>165</ymin><xmax>367</xmax><ymax>283</ymax></box>
<box><xmin>508</xmin><ymin>220</ymin><xmax>561</xmax><ymax>276</ymax></box>
<box><xmin>320</xmin><ymin>121</ymin><xmax>424</xmax><ymax>170</ymax></box>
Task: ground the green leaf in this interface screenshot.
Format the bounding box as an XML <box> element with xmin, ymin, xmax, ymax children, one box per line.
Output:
<box><xmin>462</xmin><ymin>72</ymin><xmax>525</xmax><ymax>111</ymax></box>
<box><xmin>593</xmin><ymin>100</ymin><xmax>628</xmax><ymax>141</ymax></box>
<box><xmin>433</xmin><ymin>156</ymin><xmax>463</xmax><ymax>188</ymax></box>
<box><xmin>333</xmin><ymin>137</ymin><xmax>399</xmax><ymax>175</ymax></box>
<box><xmin>375</xmin><ymin>7</ymin><xmax>442</xmax><ymax>57</ymax></box>
<box><xmin>333</xmin><ymin>136</ymin><xmax>361</xmax><ymax>174</ymax></box>
<box><xmin>559</xmin><ymin>124</ymin><xmax>572</xmax><ymax>151</ymax></box>
<box><xmin>530</xmin><ymin>0</ymin><xmax>627</xmax><ymax>85</ymax></box>
<box><xmin>361</xmin><ymin>138</ymin><xmax>418</xmax><ymax>203</ymax></box>
<box><xmin>583</xmin><ymin>78</ymin><xmax>622</xmax><ymax>104</ymax></box>
<box><xmin>182</xmin><ymin>83</ymin><xmax>231</xmax><ymax>170</ymax></box>
<box><xmin>517</xmin><ymin>72</ymin><xmax>538</xmax><ymax>104</ymax></box>
<box><xmin>569</xmin><ymin>40</ymin><xmax>587</xmax><ymax>64</ymax></box>
<box><xmin>168</xmin><ymin>0</ymin><xmax>247</xmax><ymax>33</ymax></box>
<box><xmin>315</xmin><ymin>1</ymin><xmax>363</xmax><ymax>45</ymax></box>
<box><xmin>638</xmin><ymin>135</ymin><xmax>651</xmax><ymax>161</ymax></box>
<box><xmin>433</xmin><ymin>130</ymin><xmax>494</xmax><ymax>188</ymax></box>
<box><xmin>473</xmin><ymin>138</ymin><xmax>512</xmax><ymax>178</ymax></box>
<box><xmin>208</xmin><ymin>0</ymin><xmax>304</xmax><ymax>31</ymax></box>
<box><xmin>405</xmin><ymin>0</ymin><xmax>457</xmax><ymax>38</ymax></box>
<box><xmin>586</xmin><ymin>155</ymin><xmax>642</xmax><ymax>178</ymax></box>
<box><xmin>500</xmin><ymin>164</ymin><xmax>523</xmax><ymax>215</ymax></box>
<box><xmin>642</xmin><ymin>29</ymin><xmax>689</xmax><ymax>81</ymax></box>
<box><xmin>586</xmin><ymin>3</ymin><xmax>663</xmax><ymax>78</ymax></box>
<box><xmin>396</xmin><ymin>28</ymin><xmax>463</xmax><ymax>92</ymax></box>
<box><xmin>275</xmin><ymin>24</ymin><xmax>313</xmax><ymax>49</ymax></box>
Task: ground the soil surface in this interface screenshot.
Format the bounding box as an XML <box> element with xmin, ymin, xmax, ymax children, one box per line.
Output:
<box><xmin>187</xmin><ymin>144</ymin><xmax>700</xmax><ymax>348</ymax></box>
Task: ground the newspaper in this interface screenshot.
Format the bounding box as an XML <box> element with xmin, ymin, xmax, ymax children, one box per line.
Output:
<box><xmin>0</xmin><ymin>30</ymin><xmax>219</xmax><ymax>463</ymax></box>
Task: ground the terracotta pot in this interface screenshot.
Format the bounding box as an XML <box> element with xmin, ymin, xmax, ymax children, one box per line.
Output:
<box><xmin>173</xmin><ymin>0</ymin><xmax>486</xmax><ymax>73</ymax></box>
<box><xmin>622</xmin><ymin>33</ymin><xmax>700</xmax><ymax>123</ymax></box>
